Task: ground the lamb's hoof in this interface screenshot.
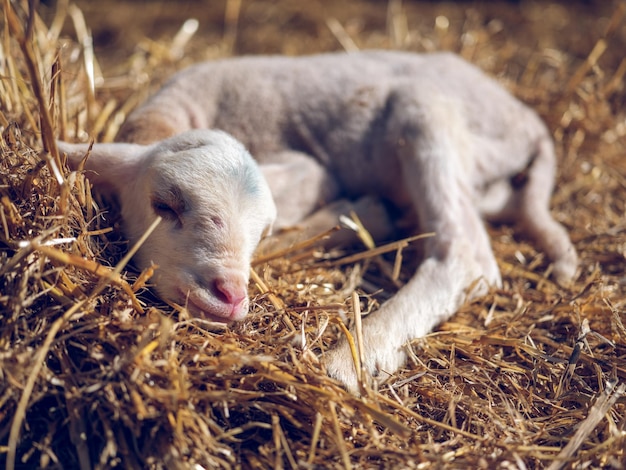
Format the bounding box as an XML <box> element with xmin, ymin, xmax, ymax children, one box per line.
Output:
<box><xmin>323</xmin><ymin>337</ymin><xmax>407</xmax><ymax>395</ymax></box>
<box><xmin>552</xmin><ymin>249</ymin><xmax>579</xmax><ymax>287</ymax></box>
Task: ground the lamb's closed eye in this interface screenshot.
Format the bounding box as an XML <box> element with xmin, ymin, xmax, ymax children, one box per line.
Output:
<box><xmin>151</xmin><ymin>187</ymin><xmax>186</xmax><ymax>226</ymax></box>
<box><xmin>151</xmin><ymin>199</ymin><xmax>180</xmax><ymax>221</ymax></box>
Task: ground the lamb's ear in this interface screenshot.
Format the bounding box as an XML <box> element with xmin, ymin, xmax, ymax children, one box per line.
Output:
<box><xmin>57</xmin><ymin>140</ymin><xmax>153</xmax><ymax>193</ymax></box>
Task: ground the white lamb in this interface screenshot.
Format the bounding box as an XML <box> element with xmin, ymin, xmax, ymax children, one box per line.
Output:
<box><xmin>58</xmin><ymin>50</ymin><xmax>578</xmax><ymax>392</ymax></box>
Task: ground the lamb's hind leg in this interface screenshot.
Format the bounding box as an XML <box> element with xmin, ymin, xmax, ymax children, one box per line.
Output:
<box><xmin>324</xmin><ymin>85</ymin><xmax>500</xmax><ymax>392</ymax></box>
<box><xmin>513</xmin><ymin>137</ymin><xmax>578</xmax><ymax>284</ymax></box>
<box><xmin>483</xmin><ymin>137</ymin><xmax>578</xmax><ymax>285</ymax></box>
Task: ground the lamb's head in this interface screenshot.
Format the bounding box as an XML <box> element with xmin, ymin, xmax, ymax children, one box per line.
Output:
<box><xmin>58</xmin><ymin>130</ymin><xmax>277</xmax><ymax>322</ymax></box>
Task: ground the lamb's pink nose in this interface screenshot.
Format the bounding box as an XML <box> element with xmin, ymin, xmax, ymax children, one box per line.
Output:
<box><xmin>213</xmin><ymin>276</ymin><xmax>247</xmax><ymax>309</ymax></box>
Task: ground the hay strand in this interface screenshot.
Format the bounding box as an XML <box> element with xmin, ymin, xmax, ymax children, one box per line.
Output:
<box><xmin>547</xmin><ymin>381</ymin><xmax>626</xmax><ymax>470</ymax></box>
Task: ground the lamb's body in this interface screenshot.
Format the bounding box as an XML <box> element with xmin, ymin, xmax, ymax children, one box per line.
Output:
<box><xmin>61</xmin><ymin>51</ymin><xmax>578</xmax><ymax>392</ymax></box>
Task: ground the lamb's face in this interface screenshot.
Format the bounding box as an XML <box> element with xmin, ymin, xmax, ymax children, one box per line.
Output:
<box><xmin>119</xmin><ymin>132</ymin><xmax>276</xmax><ymax>322</ymax></box>
<box><xmin>58</xmin><ymin>130</ymin><xmax>276</xmax><ymax>322</ymax></box>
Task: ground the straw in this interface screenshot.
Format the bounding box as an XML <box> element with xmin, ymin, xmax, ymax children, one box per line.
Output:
<box><xmin>1</xmin><ymin>1</ymin><xmax>625</xmax><ymax>468</ymax></box>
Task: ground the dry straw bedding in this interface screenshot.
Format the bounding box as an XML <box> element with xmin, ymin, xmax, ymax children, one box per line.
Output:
<box><xmin>1</xmin><ymin>0</ymin><xmax>626</xmax><ymax>468</ymax></box>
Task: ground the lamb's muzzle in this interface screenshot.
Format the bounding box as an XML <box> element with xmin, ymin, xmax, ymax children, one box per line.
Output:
<box><xmin>178</xmin><ymin>271</ymin><xmax>249</xmax><ymax>322</ymax></box>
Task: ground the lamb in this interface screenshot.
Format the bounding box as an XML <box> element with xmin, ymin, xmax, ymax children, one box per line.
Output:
<box><xmin>58</xmin><ymin>50</ymin><xmax>578</xmax><ymax>393</ymax></box>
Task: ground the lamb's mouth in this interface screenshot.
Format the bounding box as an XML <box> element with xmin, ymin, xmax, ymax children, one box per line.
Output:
<box><xmin>176</xmin><ymin>287</ymin><xmax>247</xmax><ymax>323</ymax></box>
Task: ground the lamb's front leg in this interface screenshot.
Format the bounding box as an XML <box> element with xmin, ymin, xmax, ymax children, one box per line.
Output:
<box><xmin>259</xmin><ymin>151</ymin><xmax>340</xmax><ymax>229</ymax></box>
<box><xmin>258</xmin><ymin>151</ymin><xmax>395</xmax><ymax>251</ymax></box>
